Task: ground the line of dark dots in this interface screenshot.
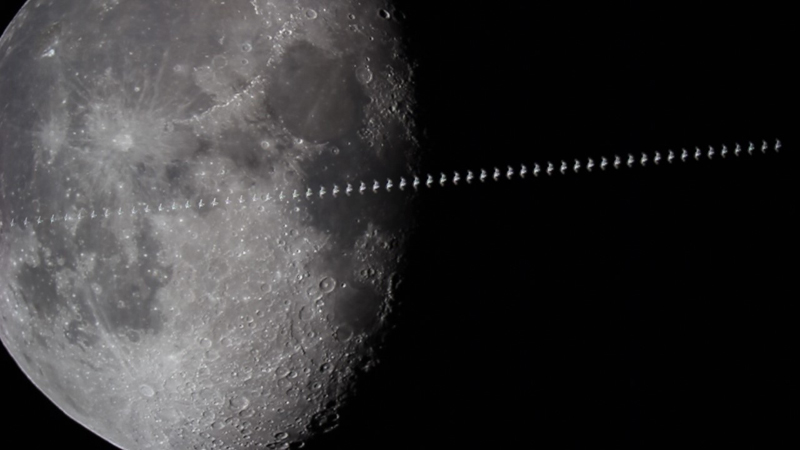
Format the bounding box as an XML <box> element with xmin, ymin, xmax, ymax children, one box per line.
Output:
<box><xmin>0</xmin><ymin>139</ymin><xmax>782</xmax><ymax>231</ymax></box>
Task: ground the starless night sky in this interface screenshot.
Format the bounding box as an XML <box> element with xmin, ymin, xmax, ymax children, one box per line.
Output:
<box><xmin>0</xmin><ymin>1</ymin><xmax>796</xmax><ymax>449</ymax></box>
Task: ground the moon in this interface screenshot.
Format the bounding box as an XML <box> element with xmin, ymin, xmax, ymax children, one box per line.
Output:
<box><xmin>0</xmin><ymin>1</ymin><xmax>417</xmax><ymax>449</ymax></box>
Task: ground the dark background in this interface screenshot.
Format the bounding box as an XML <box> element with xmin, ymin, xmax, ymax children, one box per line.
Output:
<box><xmin>1</xmin><ymin>1</ymin><xmax>796</xmax><ymax>449</ymax></box>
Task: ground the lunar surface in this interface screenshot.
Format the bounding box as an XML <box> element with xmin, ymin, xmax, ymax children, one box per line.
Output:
<box><xmin>0</xmin><ymin>1</ymin><xmax>417</xmax><ymax>449</ymax></box>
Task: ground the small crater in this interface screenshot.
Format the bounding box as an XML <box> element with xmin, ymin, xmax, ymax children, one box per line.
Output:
<box><xmin>306</xmin><ymin>286</ymin><xmax>323</xmax><ymax>301</ymax></box>
<box><xmin>212</xmin><ymin>55</ymin><xmax>228</xmax><ymax>69</ymax></box>
<box><xmin>356</xmin><ymin>65</ymin><xmax>373</xmax><ymax>84</ymax></box>
<box><xmin>126</xmin><ymin>331</ymin><xmax>140</xmax><ymax>343</ymax></box>
<box><xmin>305</xmin><ymin>9</ymin><xmax>318</xmax><ymax>19</ymax></box>
<box><xmin>336</xmin><ymin>324</ymin><xmax>354</xmax><ymax>342</ymax></box>
<box><xmin>274</xmin><ymin>431</ymin><xmax>289</xmax><ymax>441</ymax></box>
<box><xmin>299</xmin><ymin>306</ymin><xmax>314</xmax><ymax>321</ymax></box>
<box><xmin>378</xmin><ymin>9</ymin><xmax>391</xmax><ymax>19</ymax></box>
<box><xmin>319</xmin><ymin>277</ymin><xmax>336</xmax><ymax>293</ymax></box>
<box><xmin>139</xmin><ymin>384</ymin><xmax>155</xmax><ymax>398</ymax></box>
<box><xmin>230</xmin><ymin>396</ymin><xmax>250</xmax><ymax>411</ymax></box>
